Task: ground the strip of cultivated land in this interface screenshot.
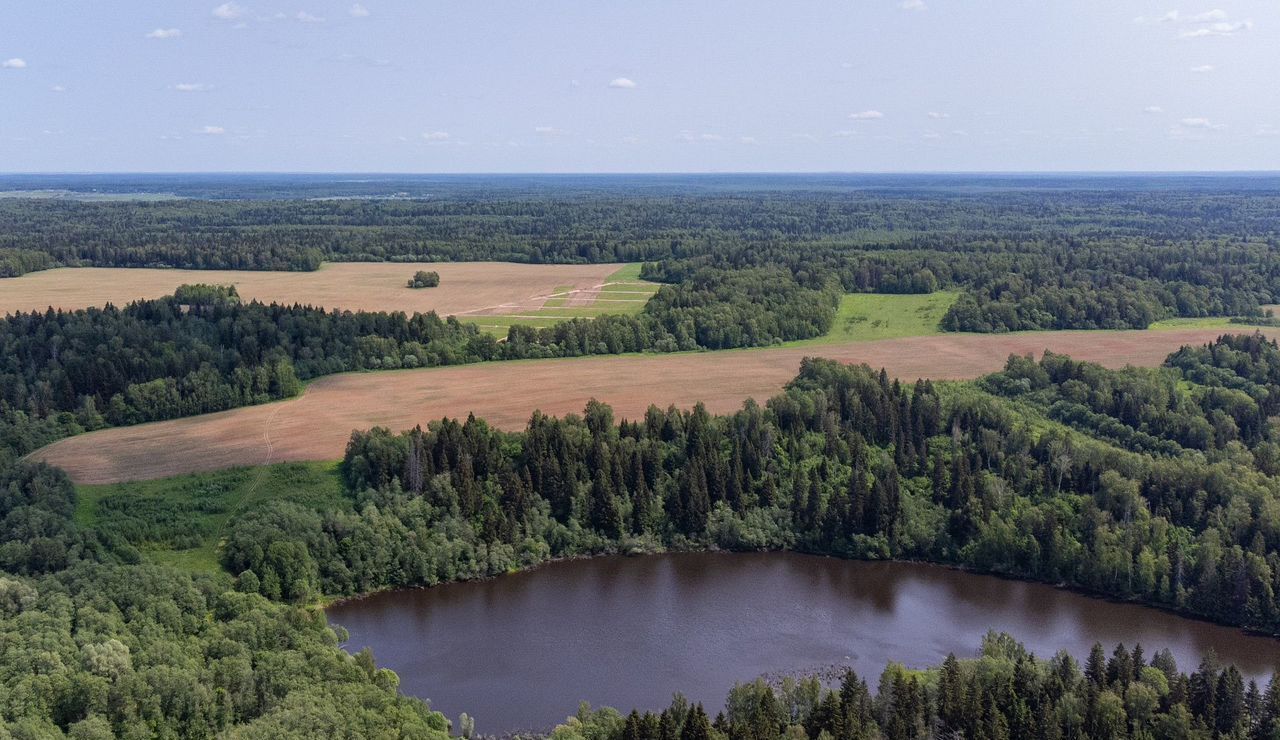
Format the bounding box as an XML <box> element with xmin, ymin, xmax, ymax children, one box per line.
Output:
<box><xmin>35</xmin><ymin>325</ymin><xmax>1280</xmax><ymax>484</ymax></box>
<box><xmin>0</xmin><ymin>261</ymin><xmax>638</xmax><ymax>321</ymax></box>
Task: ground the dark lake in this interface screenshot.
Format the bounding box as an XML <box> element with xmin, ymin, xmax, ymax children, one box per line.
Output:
<box><xmin>327</xmin><ymin>551</ymin><xmax>1280</xmax><ymax>733</ymax></box>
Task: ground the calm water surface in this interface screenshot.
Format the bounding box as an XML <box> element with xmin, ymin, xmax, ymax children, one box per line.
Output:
<box><xmin>327</xmin><ymin>552</ymin><xmax>1280</xmax><ymax>733</ymax></box>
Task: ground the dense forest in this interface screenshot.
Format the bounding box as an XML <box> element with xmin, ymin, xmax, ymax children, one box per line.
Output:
<box><xmin>7</xmin><ymin>336</ymin><xmax>1280</xmax><ymax>735</ymax></box>
<box><xmin>218</xmin><ymin>335</ymin><xmax>1280</xmax><ymax>635</ymax></box>
<box><xmin>3</xmin><ymin>182</ymin><xmax>1280</xmax><ymax>332</ymax></box>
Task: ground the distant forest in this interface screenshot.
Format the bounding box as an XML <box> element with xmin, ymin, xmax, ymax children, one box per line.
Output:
<box><xmin>3</xmin><ymin>182</ymin><xmax>1280</xmax><ymax>332</ymax></box>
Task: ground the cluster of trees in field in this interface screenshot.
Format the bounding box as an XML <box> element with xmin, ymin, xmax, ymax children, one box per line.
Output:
<box><xmin>4</xmin><ymin>186</ymin><xmax>1280</xmax><ymax>333</ymax></box>
<box><xmin>558</xmin><ymin>632</ymin><xmax>1280</xmax><ymax>740</ymax></box>
<box><xmin>0</xmin><ymin>274</ymin><xmax>834</xmax><ymax>453</ymax></box>
<box><xmin>222</xmin><ymin>335</ymin><xmax>1280</xmax><ymax>634</ymax></box>
<box><xmin>408</xmin><ymin>270</ymin><xmax>441</xmax><ymax>288</ymax></box>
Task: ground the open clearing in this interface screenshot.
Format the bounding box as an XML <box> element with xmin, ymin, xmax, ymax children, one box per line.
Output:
<box><xmin>0</xmin><ymin>261</ymin><xmax>640</xmax><ymax>321</ymax></box>
<box><xmin>74</xmin><ymin>461</ymin><xmax>345</xmax><ymax>573</ymax></box>
<box><xmin>35</xmin><ymin>325</ymin><xmax>1280</xmax><ymax>484</ymax></box>
<box><xmin>459</xmin><ymin>263</ymin><xmax>660</xmax><ymax>335</ymax></box>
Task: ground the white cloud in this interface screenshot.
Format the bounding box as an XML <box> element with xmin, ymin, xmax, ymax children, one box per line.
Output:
<box><xmin>900</xmin><ymin>0</ymin><xmax>926</xmax><ymax>10</ymax></box>
<box><xmin>738</xmin><ymin>136</ymin><xmax>759</xmax><ymax>145</ymax></box>
<box><xmin>295</xmin><ymin>11</ymin><xmax>324</xmax><ymax>23</ymax></box>
<box><xmin>927</xmin><ymin>111</ymin><xmax>950</xmax><ymax>119</ymax></box>
<box><xmin>2</xmin><ymin>58</ymin><xmax>27</xmax><ymax>69</ymax></box>
<box><xmin>1179</xmin><ymin>20</ymin><xmax>1252</xmax><ymax>38</ymax></box>
<box><xmin>1143</xmin><ymin>106</ymin><xmax>1165</xmax><ymax>114</ymax></box>
<box><xmin>146</xmin><ymin>28</ymin><xmax>183</xmax><ymax>39</ymax></box>
<box><xmin>1184</xmin><ymin>9</ymin><xmax>1229</xmax><ymax>23</ymax></box>
<box><xmin>349</xmin><ymin>3</ymin><xmax>370</xmax><ymax>17</ymax></box>
<box><xmin>1137</xmin><ymin>10</ymin><xmax>1251</xmax><ymax>38</ymax></box>
<box><xmin>1257</xmin><ymin>124</ymin><xmax>1280</xmax><ymax>138</ymax></box>
<box><xmin>212</xmin><ymin>3</ymin><xmax>245</xmax><ymax>20</ymax></box>
<box><xmin>174</xmin><ymin>83</ymin><xmax>212</xmax><ymax>92</ymax></box>
<box><xmin>1190</xmin><ymin>64</ymin><xmax>1215</xmax><ymax>73</ymax></box>
<box><xmin>534</xmin><ymin>126</ymin><xmax>567</xmax><ymax>136</ymax></box>
<box><xmin>832</xmin><ymin>130</ymin><xmax>858</xmax><ymax>138</ymax></box>
<box><xmin>421</xmin><ymin>131</ymin><xmax>450</xmax><ymax>141</ymax></box>
<box><xmin>620</xmin><ymin>135</ymin><xmax>641</xmax><ymax>145</ymax></box>
<box><xmin>922</xmin><ymin>132</ymin><xmax>942</xmax><ymax>140</ymax></box>
<box><xmin>50</xmin><ymin>85</ymin><xmax>65</xmax><ymax>92</ymax></box>
<box><xmin>699</xmin><ymin>133</ymin><xmax>723</xmax><ymax>142</ymax></box>
<box><xmin>608</xmin><ymin>77</ymin><xmax>637</xmax><ymax>89</ymax></box>
<box><xmin>848</xmin><ymin>110</ymin><xmax>884</xmax><ymax>120</ymax></box>
<box><xmin>197</xmin><ymin>125</ymin><xmax>226</xmax><ymax>135</ymax></box>
<box><xmin>1179</xmin><ymin>117</ymin><xmax>1224</xmax><ymax>130</ymax></box>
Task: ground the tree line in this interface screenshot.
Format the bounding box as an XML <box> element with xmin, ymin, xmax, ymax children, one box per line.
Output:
<box><xmin>557</xmin><ymin>632</ymin><xmax>1280</xmax><ymax>740</ymax></box>
<box><xmin>0</xmin><ymin>272</ymin><xmax>835</xmax><ymax>455</ymax></box>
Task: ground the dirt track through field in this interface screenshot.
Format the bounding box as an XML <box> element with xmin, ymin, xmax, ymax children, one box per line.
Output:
<box><xmin>35</xmin><ymin>326</ymin><xmax>1279</xmax><ymax>484</ymax></box>
<box><xmin>0</xmin><ymin>262</ymin><xmax>625</xmax><ymax>317</ymax></box>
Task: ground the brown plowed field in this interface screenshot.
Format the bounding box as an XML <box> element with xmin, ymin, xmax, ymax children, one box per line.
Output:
<box><xmin>0</xmin><ymin>262</ymin><xmax>625</xmax><ymax>317</ymax></box>
<box><xmin>34</xmin><ymin>326</ymin><xmax>1278</xmax><ymax>485</ymax></box>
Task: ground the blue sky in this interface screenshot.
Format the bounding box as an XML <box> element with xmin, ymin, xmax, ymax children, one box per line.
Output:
<box><xmin>2</xmin><ymin>1</ymin><xmax>1278</xmax><ymax>172</ymax></box>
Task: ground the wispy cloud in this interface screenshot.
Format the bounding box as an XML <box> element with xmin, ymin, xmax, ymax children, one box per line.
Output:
<box><xmin>1</xmin><ymin>58</ymin><xmax>26</xmax><ymax>69</ymax></box>
<box><xmin>608</xmin><ymin>77</ymin><xmax>637</xmax><ymax>89</ymax></box>
<box><xmin>295</xmin><ymin>11</ymin><xmax>324</xmax><ymax>23</ymax></box>
<box><xmin>848</xmin><ymin>110</ymin><xmax>884</xmax><ymax>120</ymax></box>
<box><xmin>174</xmin><ymin>83</ymin><xmax>212</xmax><ymax>92</ymax></box>
<box><xmin>900</xmin><ymin>0</ymin><xmax>926</xmax><ymax>11</ymax></box>
<box><xmin>50</xmin><ymin>85</ymin><xmax>66</xmax><ymax>92</ymax></box>
<box><xmin>197</xmin><ymin>125</ymin><xmax>226</xmax><ymax>135</ymax></box>
<box><xmin>927</xmin><ymin>111</ymin><xmax>949</xmax><ymax>119</ymax></box>
<box><xmin>1179</xmin><ymin>117</ymin><xmax>1225</xmax><ymax>130</ymax></box>
<box><xmin>146</xmin><ymin>28</ymin><xmax>183</xmax><ymax>39</ymax></box>
<box><xmin>1190</xmin><ymin>64</ymin><xmax>1215</xmax><ymax>73</ymax></box>
<box><xmin>1135</xmin><ymin>9</ymin><xmax>1252</xmax><ymax>38</ymax></box>
<box><xmin>349</xmin><ymin>3</ymin><xmax>370</xmax><ymax>17</ymax></box>
<box><xmin>738</xmin><ymin>136</ymin><xmax>759</xmax><ymax>145</ymax></box>
<box><xmin>534</xmin><ymin>126</ymin><xmax>567</xmax><ymax>136</ymax></box>
<box><xmin>1179</xmin><ymin>20</ymin><xmax>1251</xmax><ymax>38</ymax></box>
<box><xmin>421</xmin><ymin>131</ymin><xmax>450</xmax><ymax>142</ymax></box>
<box><xmin>212</xmin><ymin>3</ymin><xmax>246</xmax><ymax>20</ymax></box>
<box><xmin>1143</xmin><ymin>106</ymin><xmax>1165</xmax><ymax>114</ymax></box>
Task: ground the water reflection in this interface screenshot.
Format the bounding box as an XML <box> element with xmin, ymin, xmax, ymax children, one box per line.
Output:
<box><xmin>328</xmin><ymin>552</ymin><xmax>1280</xmax><ymax>733</ymax></box>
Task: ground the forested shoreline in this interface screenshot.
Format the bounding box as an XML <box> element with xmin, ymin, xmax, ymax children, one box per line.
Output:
<box><xmin>558</xmin><ymin>631</ymin><xmax>1280</xmax><ymax>740</ymax></box>
<box><xmin>7</xmin><ymin>336</ymin><xmax>1280</xmax><ymax>735</ymax></box>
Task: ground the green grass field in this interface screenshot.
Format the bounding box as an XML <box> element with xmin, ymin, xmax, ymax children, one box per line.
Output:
<box><xmin>462</xmin><ymin>262</ymin><xmax>662</xmax><ymax>337</ymax></box>
<box><xmin>76</xmin><ymin>461</ymin><xmax>348</xmax><ymax>574</ymax></box>
<box><xmin>787</xmin><ymin>291</ymin><xmax>960</xmax><ymax>346</ymax></box>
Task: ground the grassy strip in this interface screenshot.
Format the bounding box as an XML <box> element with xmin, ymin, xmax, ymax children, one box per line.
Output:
<box><xmin>76</xmin><ymin>461</ymin><xmax>348</xmax><ymax>574</ymax></box>
<box><xmin>459</xmin><ymin>262</ymin><xmax>661</xmax><ymax>336</ymax></box>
